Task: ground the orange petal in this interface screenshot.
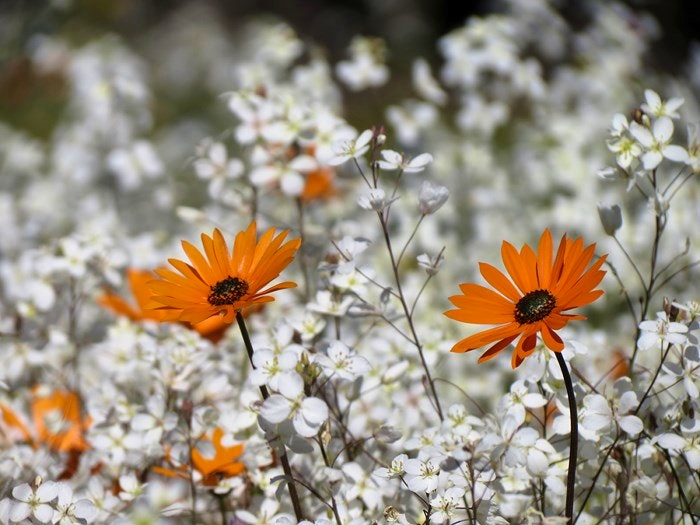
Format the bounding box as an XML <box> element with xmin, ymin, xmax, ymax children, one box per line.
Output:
<box><xmin>479</xmin><ymin>262</ymin><xmax>520</xmax><ymax>302</ymax></box>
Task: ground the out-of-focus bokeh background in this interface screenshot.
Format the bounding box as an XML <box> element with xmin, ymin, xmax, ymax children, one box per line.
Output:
<box><xmin>2</xmin><ymin>0</ymin><xmax>698</xmax><ymax>139</ymax></box>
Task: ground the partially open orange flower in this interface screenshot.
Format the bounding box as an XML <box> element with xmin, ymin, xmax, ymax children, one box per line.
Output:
<box><xmin>153</xmin><ymin>428</ymin><xmax>245</xmax><ymax>487</ymax></box>
<box><xmin>98</xmin><ymin>268</ymin><xmax>167</xmax><ymax>323</ymax></box>
<box><xmin>301</xmin><ymin>166</ymin><xmax>336</xmax><ymax>202</ymax></box>
<box><xmin>98</xmin><ymin>268</ymin><xmax>231</xmax><ymax>342</ymax></box>
<box><xmin>1</xmin><ymin>389</ymin><xmax>90</xmax><ymax>453</ymax></box>
<box><xmin>148</xmin><ymin>222</ymin><xmax>300</xmax><ymax>324</ymax></box>
<box><xmin>445</xmin><ymin>229</ymin><xmax>607</xmax><ymax>368</ymax></box>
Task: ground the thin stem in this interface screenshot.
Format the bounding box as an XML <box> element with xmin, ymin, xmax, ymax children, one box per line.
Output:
<box><xmin>555</xmin><ymin>352</ymin><xmax>578</xmax><ymax>525</ymax></box>
<box><xmin>611</xmin><ymin>236</ymin><xmax>645</xmax><ymax>291</ymax></box>
<box><xmin>396</xmin><ymin>214</ymin><xmax>425</xmax><ymax>268</ymax></box>
<box><xmin>377</xmin><ymin>210</ymin><xmax>444</xmax><ymax>420</ymax></box>
<box><xmin>318</xmin><ymin>439</ymin><xmax>343</xmax><ymax>525</ymax></box>
<box><xmin>236</xmin><ymin>311</ymin><xmax>305</xmax><ymax>522</ymax></box>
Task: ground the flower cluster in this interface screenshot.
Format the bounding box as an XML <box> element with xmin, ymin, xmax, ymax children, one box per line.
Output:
<box><xmin>1</xmin><ymin>2</ymin><xmax>700</xmax><ymax>525</ymax></box>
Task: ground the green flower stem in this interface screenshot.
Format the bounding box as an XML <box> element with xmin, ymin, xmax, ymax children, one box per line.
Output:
<box><xmin>555</xmin><ymin>351</ymin><xmax>578</xmax><ymax>525</ymax></box>
<box><xmin>236</xmin><ymin>311</ymin><xmax>305</xmax><ymax>522</ymax></box>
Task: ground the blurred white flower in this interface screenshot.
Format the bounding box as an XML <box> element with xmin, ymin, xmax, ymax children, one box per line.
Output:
<box><xmin>653</xmin><ymin>433</ymin><xmax>700</xmax><ymax>469</ymax></box>
<box><xmin>118</xmin><ymin>473</ymin><xmax>145</xmax><ymax>502</ymax></box>
<box><xmin>10</xmin><ymin>481</ymin><xmax>57</xmax><ymax>523</ymax></box>
<box><xmin>130</xmin><ymin>394</ymin><xmax>178</xmax><ymax>445</ymax></box>
<box><xmin>386</xmin><ymin>100</ymin><xmax>437</xmax><ymax>146</ymax></box>
<box><xmin>661</xmin><ymin>346</ymin><xmax>700</xmax><ymax>398</ymax></box>
<box><xmin>581</xmin><ymin>391</ymin><xmax>643</xmax><ymax>437</ymax></box>
<box><xmin>429</xmin><ymin>487</ymin><xmax>464</xmax><ymax>523</ymax></box>
<box><xmin>357</xmin><ymin>187</ymin><xmax>388</xmax><ymax>211</ymax></box>
<box><xmin>597</xmin><ymin>203</ymin><xmax>623</xmax><ymax>236</ymax></box>
<box><xmin>106</xmin><ymin>140</ymin><xmax>163</xmax><ymax>191</ymax></box>
<box><xmin>374</xmin><ymin>453</ymin><xmax>408</xmax><ymax>479</ymax></box>
<box><xmin>229</xmin><ymin>93</ymin><xmax>277</xmax><ymax>145</ymax></box>
<box><xmin>250</xmin><ymin>154</ymin><xmax>317</xmax><ymax>196</ymax></box>
<box><xmin>412</xmin><ymin>58</ymin><xmax>447</xmax><ymax>106</ymax></box>
<box><xmin>418</xmin><ymin>181</ymin><xmax>449</xmax><ymax>214</ymax></box>
<box><xmin>307</xmin><ymin>290</ymin><xmax>354</xmax><ymax>317</ymax></box>
<box><xmin>640</xmin><ymin>89</ymin><xmax>684</xmax><ymax>119</ymax></box>
<box><xmin>499</xmin><ymin>380</ymin><xmax>547</xmax><ymax>427</ymax></box>
<box><xmin>315</xmin><ymin>340</ymin><xmax>370</xmax><ymax>381</ymax></box>
<box><xmin>250</xmin><ymin>348</ymin><xmax>300</xmax><ymax>391</ymax></box>
<box><xmin>336</xmin><ymin>37</ymin><xmax>389</xmax><ymax>91</ymax></box>
<box><xmin>329</xmin><ymin>129</ymin><xmax>373</xmax><ymax>166</ymax></box>
<box><xmin>376</xmin><ymin>150</ymin><xmax>433</xmax><ymax>172</ymax></box>
<box><xmin>335</xmin><ymin>236</ymin><xmax>370</xmax><ymax>261</ymax></box>
<box><xmin>193</xmin><ymin>140</ymin><xmax>244</xmax><ymax>197</ymax></box>
<box><xmin>638</xmin><ymin>312</ymin><xmax>688</xmax><ymax>351</ymax></box>
<box><xmin>416</xmin><ymin>252</ymin><xmax>444</xmax><ymax>276</ymax></box>
<box><xmin>288</xmin><ymin>312</ymin><xmax>326</xmax><ymax>345</ymax></box>
<box><xmin>260</xmin><ymin>373</ymin><xmax>328</xmax><ymax>437</ymax></box>
<box><xmin>342</xmin><ymin>462</ymin><xmax>383</xmax><ymax>509</ymax></box>
<box><xmin>629</xmin><ymin>117</ymin><xmax>688</xmax><ymax>170</ymax></box>
<box><xmin>52</xmin><ymin>483</ymin><xmax>98</xmax><ymax>525</ymax></box>
<box><xmin>404</xmin><ymin>457</ymin><xmax>440</xmax><ymax>493</ymax></box>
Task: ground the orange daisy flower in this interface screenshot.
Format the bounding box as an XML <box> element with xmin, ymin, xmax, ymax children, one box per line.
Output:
<box><xmin>98</xmin><ymin>268</ymin><xmax>231</xmax><ymax>342</ymax></box>
<box><xmin>148</xmin><ymin>222</ymin><xmax>300</xmax><ymax>324</ymax></box>
<box><xmin>445</xmin><ymin>229</ymin><xmax>607</xmax><ymax>368</ymax></box>
<box><xmin>153</xmin><ymin>428</ymin><xmax>245</xmax><ymax>487</ymax></box>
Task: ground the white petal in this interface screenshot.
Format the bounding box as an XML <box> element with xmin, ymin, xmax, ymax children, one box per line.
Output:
<box><xmin>33</xmin><ymin>503</ymin><xmax>54</xmax><ymax>523</ymax></box>
<box><xmin>683</xmin><ymin>376</ymin><xmax>699</xmax><ymax>399</ymax></box>
<box><xmin>130</xmin><ymin>414</ymin><xmax>155</xmax><ymax>431</ymax></box>
<box><xmin>250</xmin><ymin>165</ymin><xmax>279</xmax><ymax>186</ymax></box>
<box><xmin>356</xmin><ymin>129</ymin><xmax>373</xmax><ymax>149</ymax></box>
<box><xmin>9</xmin><ymin>502</ymin><xmax>32</xmax><ymax>522</ymax></box>
<box><xmin>55</xmin><ymin>483</ymin><xmax>73</xmax><ymax>506</ymax></box>
<box><xmin>619</xmin><ymin>415</ymin><xmax>643</xmax><ymax>436</ymax></box>
<box><xmin>662</xmin><ymin>144</ymin><xmax>689</xmax><ymax>162</ymax></box>
<box><xmin>36</xmin><ymin>482</ymin><xmax>58</xmax><ymax>503</ymax></box>
<box><xmin>292</xmin><ymin>412</ymin><xmax>319</xmax><ymax>437</ymax></box>
<box><xmin>380</xmin><ymin>149</ymin><xmax>402</xmax><ymax>165</ymax></box>
<box><xmin>277</xmin><ymin>372</ymin><xmax>304</xmax><ymax>398</ymax></box>
<box><xmin>653</xmin><ymin>117</ymin><xmax>673</xmax><ymax>142</ymax></box>
<box><xmin>406</xmin><ymin>153</ymin><xmax>433</xmax><ymax>170</ymax></box>
<box><xmin>301</xmin><ymin>397</ymin><xmax>329</xmax><ymax>425</ymax></box>
<box><xmin>629</xmin><ymin>122</ymin><xmax>653</xmax><ymax>147</ymax></box>
<box><xmin>260</xmin><ymin>395</ymin><xmax>292</xmax><ymax>423</ymax></box>
<box><xmin>654</xmin><ymin>433</ymin><xmax>687</xmax><ymax>450</ymax></box>
<box><xmin>522</xmin><ymin>393</ymin><xmax>547</xmax><ymax>408</ymax></box>
<box><xmin>685</xmin><ymin>448</ymin><xmax>700</xmax><ymax>469</ymax></box>
<box><xmin>582</xmin><ymin>413</ymin><xmax>611</xmax><ymax>432</ymax></box>
<box><xmin>641</xmin><ymin>151</ymin><xmax>663</xmax><ymax>170</ymax></box>
<box><xmin>11</xmin><ymin>484</ymin><xmax>32</xmax><ymax>502</ymax></box>
<box><xmin>618</xmin><ymin>391</ymin><xmax>638</xmax><ymax>414</ymax></box>
<box><xmin>644</xmin><ymin>89</ymin><xmax>661</xmax><ymax>110</ymax></box>
<box><xmin>74</xmin><ymin>499</ymin><xmax>98</xmax><ymax>521</ymax></box>
<box><xmin>526</xmin><ymin>449</ymin><xmax>549</xmax><ymax>476</ymax></box>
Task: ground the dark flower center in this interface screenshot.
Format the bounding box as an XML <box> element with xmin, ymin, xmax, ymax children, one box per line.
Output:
<box><xmin>208</xmin><ymin>277</ymin><xmax>249</xmax><ymax>306</ymax></box>
<box><xmin>514</xmin><ymin>289</ymin><xmax>556</xmax><ymax>324</ymax></box>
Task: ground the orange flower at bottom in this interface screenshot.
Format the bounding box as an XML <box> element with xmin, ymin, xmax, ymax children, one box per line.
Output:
<box><xmin>148</xmin><ymin>222</ymin><xmax>300</xmax><ymax>324</ymax></box>
<box><xmin>1</xmin><ymin>389</ymin><xmax>90</xmax><ymax>453</ymax></box>
<box><xmin>154</xmin><ymin>428</ymin><xmax>245</xmax><ymax>487</ymax></box>
<box><xmin>445</xmin><ymin>229</ymin><xmax>607</xmax><ymax>368</ymax></box>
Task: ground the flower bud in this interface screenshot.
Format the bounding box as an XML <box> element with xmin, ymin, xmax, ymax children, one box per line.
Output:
<box><xmin>418</xmin><ymin>180</ymin><xmax>449</xmax><ymax>215</ymax></box>
<box><xmin>597</xmin><ymin>203</ymin><xmax>622</xmax><ymax>236</ymax></box>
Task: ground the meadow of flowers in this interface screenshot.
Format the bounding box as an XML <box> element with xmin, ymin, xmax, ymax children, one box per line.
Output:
<box><xmin>1</xmin><ymin>1</ymin><xmax>699</xmax><ymax>524</ymax></box>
